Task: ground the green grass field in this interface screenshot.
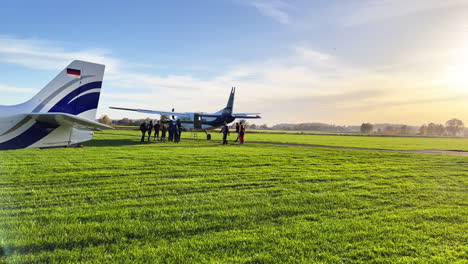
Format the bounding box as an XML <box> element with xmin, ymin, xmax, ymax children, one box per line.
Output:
<box><xmin>243</xmin><ymin>133</ymin><xmax>468</xmax><ymax>151</ymax></box>
<box><xmin>114</xmin><ymin>129</ymin><xmax>468</xmax><ymax>151</ymax></box>
<box><xmin>0</xmin><ymin>132</ymin><xmax>467</xmax><ymax>263</ymax></box>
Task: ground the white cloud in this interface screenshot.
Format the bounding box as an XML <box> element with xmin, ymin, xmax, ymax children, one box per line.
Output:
<box><xmin>341</xmin><ymin>0</ymin><xmax>468</xmax><ymax>26</ymax></box>
<box><xmin>0</xmin><ymin>35</ymin><xmax>120</xmax><ymax>74</ymax></box>
<box><xmin>241</xmin><ymin>0</ymin><xmax>468</xmax><ymax>31</ymax></box>
<box><xmin>246</xmin><ymin>0</ymin><xmax>291</xmax><ymax>24</ymax></box>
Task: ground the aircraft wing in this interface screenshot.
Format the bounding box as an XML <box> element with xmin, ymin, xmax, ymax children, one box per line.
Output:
<box><xmin>232</xmin><ymin>114</ymin><xmax>262</xmax><ymax>119</ymax></box>
<box><xmin>28</xmin><ymin>113</ymin><xmax>113</xmax><ymax>131</ymax></box>
<box><xmin>193</xmin><ymin>113</ymin><xmax>262</xmax><ymax>119</ymax></box>
<box><xmin>109</xmin><ymin>107</ymin><xmax>191</xmax><ymax>118</ymax></box>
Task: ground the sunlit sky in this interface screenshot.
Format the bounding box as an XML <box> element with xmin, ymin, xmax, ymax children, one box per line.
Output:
<box><xmin>0</xmin><ymin>0</ymin><xmax>467</xmax><ymax>125</ymax></box>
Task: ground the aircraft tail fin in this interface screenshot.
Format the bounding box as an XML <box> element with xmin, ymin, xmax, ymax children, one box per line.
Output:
<box><xmin>215</xmin><ymin>87</ymin><xmax>235</xmax><ymax>115</ymax></box>
<box><xmin>25</xmin><ymin>60</ymin><xmax>105</xmax><ymax>121</ymax></box>
<box><xmin>226</xmin><ymin>87</ymin><xmax>235</xmax><ymax>114</ymax></box>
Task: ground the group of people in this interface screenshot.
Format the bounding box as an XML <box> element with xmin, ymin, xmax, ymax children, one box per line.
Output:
<box><xmin>140</xmin><ymin>120</ymin><xmax>247</xmax><ymax>145</ymax></box>
<box><xmin>139</xmin><ymin>119</ymin><xmax>182</xmax><ymax>143</ymax></box>
<box><xmin>220</xmin><ymin>122</ymin><xmax>246</xmax><ymax>145</ymax></box>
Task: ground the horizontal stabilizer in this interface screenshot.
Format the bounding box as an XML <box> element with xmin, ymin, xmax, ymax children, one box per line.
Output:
<box><xmin>28</xmin><ymin>113</ymin><xmax>113</xmax><ymax>131</ymax></box>
<box><xmin>109</xmin><ymin>107</ymin><xmax>191</xmax><ymax>117</ymax></box>
<box><xmin>185</xmin><ymin>113</ymin><xmax>261</xmax><ymax>118</ymax></box>
<box><xmin>232</xmin><ymin>114</ymin><xmax>262</xmax><ymax>119</ymax></box>
<box><xmin>233</xmin><ymin>113</ymin><xmax>261</xmax><ymax>115</ymax></box>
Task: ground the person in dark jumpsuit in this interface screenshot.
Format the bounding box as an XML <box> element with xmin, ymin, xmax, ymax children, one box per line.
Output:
<box><xmin>168</xmin><ymin>121</ymin><xmax>174</xmax><ymax>142</ymax></box>
<box><xmin>234</xmin><ymin>122</ymin><xmax>240</xmax><ymax>142</ymax></box>
<box><xmin>147</xmin><ymin>120</ymin><xmax>153</xmax><ymax>141</ymax></box>
<box><xmin>176</xmin><ymin>119</ymin><xmax>182</xmax><ymax>142</ymax></box>
<box><xmin>174</xmin><ymin>124</ymin><xmax>180</xmax><ymax>143</ymax></box>
<box><xmin>153</xmin><ymin>121</ymin><xmax>160</xmax><ymax>140</ymax></box>
<box><xmin>139</xmin><ymin>121</ymin><xmax>147</xmax><ymax>142</ymax></box>
<box><xmin>160</xmin><ymin>124</ymin><xmax>167</xmax><ymax>142</ymax></box>
<box><xmin>220</xmin><ymin>122</ymin><xmax>230</xmax><ymax>145</ymax></box>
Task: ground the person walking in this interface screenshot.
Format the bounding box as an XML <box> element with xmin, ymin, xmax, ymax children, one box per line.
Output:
<box><xmin>239</xmin><ymin>124</ymin><xmax>246</xmax><ymax>144</ymax></box>
<box><xmin>234</xmin><ymin>122</ymin><xmax>240</xmax><ymax>142</ymax></box>
<box><xmin>220</xmin><ymin>121</ymin><xmax>230</xmax><ymax>145</ymax></box>
<box><xmin>160</xmin><ymin>124</ymin><xmax>167</xmax><ymax>142</ymax></box>
<box><xmin>139</xmin><ymin>121</ymin><xmax>147</xmax><ymax>142</ymax></box>
<box><xmin>147</xmin><ymin>120</ymin><xmax>153</xmax><ymax>141</ymax></box>
<box><xmin>153</xmin><ymin>121</ymin><xmax>160</xmax><ymax>140</ymax></box>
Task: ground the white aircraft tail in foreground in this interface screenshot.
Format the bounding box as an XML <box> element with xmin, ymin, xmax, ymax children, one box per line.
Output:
<box><xmin>0</xmin><ymin>60</ymin><xmax>111</xmax><ymax>150</ymax></box>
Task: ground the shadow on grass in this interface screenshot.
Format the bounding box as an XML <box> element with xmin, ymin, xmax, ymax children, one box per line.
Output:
<box><xmin>84</xmin><ymin>138</ymin><xmax>225</xmax><ymax>148</ymax></box>
<box><xmin>88</xmin><ymin>133</ymin><xmax>234</xmax><ymax>148</ymax></box>
<box><xmin>84</xmin><ymin>139</ymin><xmax>143</xmax><ymax>147</ymax></box>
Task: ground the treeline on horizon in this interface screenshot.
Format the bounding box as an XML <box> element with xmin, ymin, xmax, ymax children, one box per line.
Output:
<box><xmin>98</xmin><ymin>115</ymin><xmax>466</xmax><ymax>137</ymax></box>
<box><xmin>359</xmin><ymin>118</ymin><xmax>465</xmax><ymax>137</ymax></box>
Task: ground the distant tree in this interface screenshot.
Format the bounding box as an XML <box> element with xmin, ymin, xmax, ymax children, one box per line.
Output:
<box><xmin>127</xmin><ymin>119</ymin><xmax>138</xmax><ymax>126</ymax></box>
<box><xmin>419</xmin><ymin>124</ymin><xmax>428</xmax><ymax>135</ymax></box>
<box><xmin>250</xmin><ymin>124</ymin><xmax>257</xmax><ymax>130</ymax></box>
<box><xmin>445</xmin><ymin>118</ymin><xmax>464</xmax><ymax>136</ymax></box>
<box><xmin>427</xmin><ymin>123</ymin><xmax>445</xmax><ymax>136</ymax></box>
<box><xmin>295</xmin><ymin>123</ymin><xmax>306</xmax><ymax>131</ymax></box>
<box><xmin>259</xmin><ymin>124</ymin><xmax>269</xmax><ymax>130</ymax></box>
<box><xmin>427</xmin><ymin>123</ymin><xmax>436</xmax><ymax>136</ymax></box>
<box><xmin>399</xmin><ymin>125</ymin><xmax>409</xmax><ymax>135</ymax></box>
<box><xmin>360</xmin><ymin>123</ymin><xmax>373</xmax><ymax>133</ymax></box>
<box><xmin>121</xmin><ymin>117</ymin><xmax>130</xmax><ymax>125</ymax></box>
<box><xmin>116</xmin><ymin>117</ymin><xmax>130</xmax><ymax>126</ymax></box>
<box><xmin>383</xmin><ymin>126</ymin><xmax>397</xmax><ymax>134</ymax></box>
<box><xmin>98</xmin><ymin>115</ymin><xmax>112</xmax><ymax>125</ymax></box>
<box><xmin>436</xmin><ymin>124</ymin><xmax>445</xmax><ymax>136</ymax></box>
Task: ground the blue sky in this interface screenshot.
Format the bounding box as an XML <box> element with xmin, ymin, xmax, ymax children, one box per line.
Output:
<box><xmin>1</xmin><ymin>0</ymin><xmax>467</xmax><ymax>125</ymax></box>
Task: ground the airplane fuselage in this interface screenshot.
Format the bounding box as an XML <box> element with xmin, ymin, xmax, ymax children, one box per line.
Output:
<box><xmin>178</xmin><ymin>113</ymin><xmax>235</xmax><ymax>130</ymax></box>
<box><xmin>110</xmin><ymin>87</ymin><xmax>261</xmax><ymax>132</ymax></box>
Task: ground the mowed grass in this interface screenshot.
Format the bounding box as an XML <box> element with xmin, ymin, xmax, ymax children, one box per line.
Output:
<box><xmin>0</xmin><ymin>132</ymin><xmax>466</xmax><ymax>263</ymax></box>
<box><xmin>117</xmin><ymin>129</ymin><xmax>468</xmax><ymax>151</ymax></box>
<box><xmin>200</xmin><ymin>131</ymin><xmax>468</xmax><ymax>151</ymax></box>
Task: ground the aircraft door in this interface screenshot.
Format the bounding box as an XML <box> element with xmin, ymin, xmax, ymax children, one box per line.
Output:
<box><xmin>194</xmin><ymin>114</ymin><xmax>202</xmax><ymax>129</ymax></box>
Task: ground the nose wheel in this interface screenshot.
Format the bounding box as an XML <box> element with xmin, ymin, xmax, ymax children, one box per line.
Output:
<box><xmin>204</xmin><ymin>130</ymin><xmax>211</xmax><ymax>140</ymax></box>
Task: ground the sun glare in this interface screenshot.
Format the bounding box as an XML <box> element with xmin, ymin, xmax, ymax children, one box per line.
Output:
<box><xmin>445</xmin><ymin>40</ymin><xmax>468</xmax><ymax>90</ymax></box>
<box><xmin>447</xmin><ymin>63</ymin><xmax>468</xmax><ymax>87</ymax></box>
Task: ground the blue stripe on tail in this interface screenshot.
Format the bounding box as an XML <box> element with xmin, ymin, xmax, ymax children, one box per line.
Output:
<box><xmin>0</xmin><ymin>122</ymin><xmax>58</xmax><ymax>150</ymax></box>
<box><xmin>48</xmin><ymin>81</ymin><xmax>102</xmax><ymax>115</ymax></box>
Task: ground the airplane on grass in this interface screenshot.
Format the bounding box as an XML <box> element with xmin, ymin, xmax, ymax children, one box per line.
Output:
<box><xmin>110</xmin><ymin>87</ymin><xmax>261</xmax><ymax>139</ymax></box>
<box><xmin>0</xmin><ymin>60</ymin><xmax>112</xmax><ymax>150</ymax></box>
